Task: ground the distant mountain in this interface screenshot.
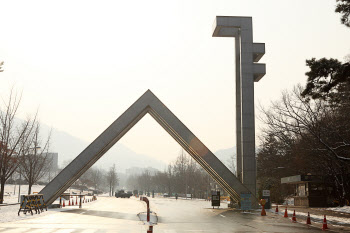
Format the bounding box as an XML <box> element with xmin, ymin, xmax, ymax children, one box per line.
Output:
<box><xmin>37</xmin><ymin>120</ymin><xmax>240</xmax><ymax>174</ymax></box>
<box><xmin>39</xmin><ymin>124</ymin><xmax>166</xmax><ymax>173</ymax></box>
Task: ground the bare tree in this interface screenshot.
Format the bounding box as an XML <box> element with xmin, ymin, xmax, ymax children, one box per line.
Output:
<box><xmin>19</xmin><ymin>122</ymin><xmax>51</xmax><ymax>194</ymax></box>
<box><xmin>260</xmin><ymin>85</ymin><xmax>350</xmax><ymax>205</ymax></box>
<box><xmin>0</xmin><ymin>89</ymin><xmax>35</xmax><ymax>203</ymax></box>
<box><xmin>226</xmin><ymin>153</ymin><xmax>236</xmax><ymax>175</ymax></box>
<box><xmin>106</xmin><ymin>164</ymin><xmax>118</xmax><ymax>196</ymax></box>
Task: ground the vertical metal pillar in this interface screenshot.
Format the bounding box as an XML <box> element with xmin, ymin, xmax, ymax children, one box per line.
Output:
<box><xmin>212</xmin><ymin>16</ymin><xmax>266</xmax><ymax>196</ymax></box>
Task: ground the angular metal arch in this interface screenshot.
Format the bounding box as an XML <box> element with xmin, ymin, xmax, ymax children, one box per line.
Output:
<box><xmin>40</xmin><ymin>90</ymin><xmax>256</xmax><ymax>206</ymax></box>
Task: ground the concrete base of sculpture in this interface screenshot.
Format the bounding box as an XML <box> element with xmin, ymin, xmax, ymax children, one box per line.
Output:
<box><xmin>39</xmin><ymin>90</ymin><xmax>258</xmax><ymax>207</ymax></box>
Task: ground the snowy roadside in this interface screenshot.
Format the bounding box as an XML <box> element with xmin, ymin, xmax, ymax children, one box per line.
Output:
<box><xmin>327</xmin><ymin>206</ymin><xmax>350</xmax><ymax>214</ymax></box>
<box><xmin>0</xmin><ymin>198</ymin><xmax>97</xmax><ymax>223</ymax></box>
<box><xmin>0</xmin><ymin>203</ymin><xmax>62</xmax><ymax>223</ymax></box>
<box><xmin>1</xmin><ymin>183</ymin><xmax>110</xmax><ymax>224</ymax></box>
<box><xmin>266</xmin><ymin>205</ymin><xmax>350</xmax><ymax>227</ymax></box>
<box><xmin>1</xmin><ymin>184</ymin><xmax>83</xmax><ymax>204</ymax></box>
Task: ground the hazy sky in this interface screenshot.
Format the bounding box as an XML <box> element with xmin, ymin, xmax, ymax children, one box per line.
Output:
<box><xmin>1</xmin><ymin>0</ymin><xmax>349</xmax><ymax>164</ymax></box>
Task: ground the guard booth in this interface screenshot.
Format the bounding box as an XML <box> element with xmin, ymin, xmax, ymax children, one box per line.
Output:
<box><xmin>211</xmin><ymin>191</ymin><xmax>220</xmax><ymax>208</ymax></box>
<box><xmin>281</xmin><ymin>175</ymin><xmax>334</xmax><ymax>207</ymax></box>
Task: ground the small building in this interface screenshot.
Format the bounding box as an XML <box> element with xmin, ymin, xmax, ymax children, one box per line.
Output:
<box><xmin>281</xmin><ymin>175</ymin><xmax>334</xmax><ymax>207</ymax></box>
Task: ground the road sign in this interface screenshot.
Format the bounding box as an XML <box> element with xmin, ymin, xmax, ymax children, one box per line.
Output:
<box><xmin>262</xmin><ymin>190</ymin><xmax>271</xmax><ymax>209</ymax></box>
<box><xmin>211</xmin><ymin>191</ymin><xmax>220</xmax><ymax>208</ymax></box>
<box><xmin>262</xmin><ymin>190</ymin><xmax>270</xmax><ymax>196</ymax></box>
<box><xmin>240</xmin><ymin>192</ymin><xmax>252</xmax><ymax>210</ymax></box>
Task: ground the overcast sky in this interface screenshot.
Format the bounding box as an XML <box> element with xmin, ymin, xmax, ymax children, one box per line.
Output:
<box><xmin>1</xmin><ymin>0</ymin><xmax>349</xmax><ymax>164</ymax></box>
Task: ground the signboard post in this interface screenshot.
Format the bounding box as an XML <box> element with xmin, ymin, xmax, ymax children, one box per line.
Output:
<box><xmin>240</xmin><ymin>192</ymin><xmax>252</xmax><ymax>210</ymax></box>
<box><xmin>262</xmin><ymin>190</ymin><xmax>271</xmax><ymax>209</ymax></box>
<box><xmin>211</xmin><ymin>191</ymin><xmax>220</xmax><ymax>208</ymax></box>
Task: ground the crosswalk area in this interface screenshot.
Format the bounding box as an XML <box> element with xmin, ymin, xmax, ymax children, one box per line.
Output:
<box><xmin>0</xmin><ymin>228</ymin><xmax>144</xmax><ymax>233</ymax></box>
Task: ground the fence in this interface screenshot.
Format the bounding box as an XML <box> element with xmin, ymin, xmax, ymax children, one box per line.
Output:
<box><xmin>18</xmin><ymin>194</ymin><xmax>47</xmax><ymax>216</ymax></box>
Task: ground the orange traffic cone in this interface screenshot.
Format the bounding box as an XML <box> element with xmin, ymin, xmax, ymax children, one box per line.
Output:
<box><xmin>275</xmin><ymin>205</ymin><xmax>279</xmax><ymax>213</ymax></box>
<box><xmin>72</xmin><ymin>197</ymin><xmax>74</xmax><ymax>206</ymax></box>
<box><xmin>284</xmin><ymin>207</ymin><xmax>288</xmax><ymax>218</ymax></box>
<box><xmin>322</xmin><ymin>215</ymin><xmax>329</xmax><ymax>230</ymax></box>
<box><xmin>68</xmin><ymin>199</ymin><xmax>71</xmax><ymax>206</ymax></box>
<box><xmin>306</xmin><ymin>212</ymin><xmax>311</xmax><ymax>225</ymax></box>
<box><xmin>63</xmin><ymin>200</ymin><xmax>65</xmax><ymax>207</ymax></box>
<box><xmin>291</xmin><ymin>210</ymin><xmax>297</xmax><ymax>223</ymax></box>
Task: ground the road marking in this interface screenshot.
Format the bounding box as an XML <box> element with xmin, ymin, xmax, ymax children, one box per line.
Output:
<box><xmin>52</xmin><ymin>229</ymin><xmax>76</xmax><ymax>233</ymax></box>
<box><xmin>1</xmin><ymin>228</ymin><xmax>31</xmax><ymax>233</ymax></box>
<box><xmin>220</xmin><ymin>214</ymin><xmax>226</xmax><ymax>217</ymax></box>
<box><xmin>185</xmin><ymin>231</ymin><xmax>211</xmax><ymax>232</ymax></box>
<box><xmin>27</xmin><ymin>229</ymin><xmax>56</xmax><ymax>233</ymax></box>
<box><xmin>79</xmin><ymin>230</ymin><xmax>98</xmax><ymax>233</ymax></box>
<box><xmin>80</xmin><ymin>211</ymin><xmax>86</xmax><ymax>214</ymax></box>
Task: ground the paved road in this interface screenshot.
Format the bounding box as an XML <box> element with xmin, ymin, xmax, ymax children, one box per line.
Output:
<box><xmin>0</xmin><ymin>197</ymin><xmax>145</xmax><ymax>232</ymax></box>
<box><xmin>0</xmin><ymin>196</ymin><xmax>347</xmax><ymax>232</ymax></box>
<box><xmin>151</xmin><ymin>198</ymin><xmax>344</xmax><ymax>233</ymax></box>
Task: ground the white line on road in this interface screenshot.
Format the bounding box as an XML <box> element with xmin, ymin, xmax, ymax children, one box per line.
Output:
<box><xmin>0</xmin><ymin>228</ymin><xmax>31</xmax><ymax>233</ymax></box>
<box><xmin>26</xmin><ymin>229</ymin><xmax>57</xmax><ymax>233</ymax></box>
<box><xmin>185</xmin><ymin>231</ymin><xmax>211</xmax><ymax>232</ymax></box>
<box><xmin>220</xmin><ymin>214</ymin><xmax>226</xmax><ymax>217</ymax></box>
<box><xmin>52</xmin><ymin>229</ymin><xmax>76</xmax><ymax>233</ymax></box>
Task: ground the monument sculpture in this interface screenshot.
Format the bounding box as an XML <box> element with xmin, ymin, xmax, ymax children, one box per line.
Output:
<box><xmin>40</xmin><ymin>16</ymin><xmax>265</xmax><ymax>208</ymax></box>
<box><xmin>213</xmin><ymin>16</ymin><xmax>266</xmax><ymax>194</ymax></box>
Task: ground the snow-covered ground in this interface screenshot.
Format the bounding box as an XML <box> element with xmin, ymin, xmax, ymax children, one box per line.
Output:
<box><xmin>0</xmin><ymin>202</ymin><xmax>61</xmax><ymax>223</ymax></box>
<box><xmin>0</xmin><ymin>184</ymin><xmax>98</xmax><ymax>223</ymax></box>
<box><xmin>267</xmin><ymin>207</ymin><xmax>350</xmax><ymax>226</ymax></box>
<box><xmin>327</xmin><ymin>206</ymin><xmax>350</xmax><ymax>214</ymax></box>
<box><xmin>2</xmin><ymin>184</ymin><xmax>83</xmax><ymax>204</ymax></box>
<box><xmin>2</xmin><ymin>184</ymin><xmax>46</xmax><ymax>204</ymax></box>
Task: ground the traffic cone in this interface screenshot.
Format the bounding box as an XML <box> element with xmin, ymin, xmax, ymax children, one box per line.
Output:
<box><xmin>63</xmin><ymin>200</ymin><xmax>65</xmax><ymax>207</ymax></box>
<box><xmin>306</xmin><ymin>212</ymin><xmax>311</xmax><ymax>225</ymax></box>
<box><xmin>284</xmin><ymin>207</ymin><xmax>288</xmax><ymax>218</ymax></box>
<box><xmin>291</xmin><ymin>210</ymin><xmax>297</xmax><ymax>223</ymax></box>
<box><xmin>322</xmin><ymin>215</ymin><xmax>329</xmax><ymax>230</ymax></box>
<box><xmin>68</xmin><ymin>199</ymin><xmax>71</xmax><ymax>206</ymax></box>
<box><xmin>275</xmin><ymin>205</ymin><xmax>279</xmax><ymax>213</ymax></box>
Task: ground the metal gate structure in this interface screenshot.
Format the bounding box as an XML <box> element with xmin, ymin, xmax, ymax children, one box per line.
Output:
<box><xmin>40</xmin><ymin>90</ymin><xmax>255</xmax><ymax>206</ymax></box>
<box><xmin>40</xmin><ymin>16</ymin><xmax>265</xmax><ymax>208</ymax></box>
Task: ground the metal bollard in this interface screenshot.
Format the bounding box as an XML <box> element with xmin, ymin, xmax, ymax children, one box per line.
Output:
<box><xmin>141</xmin><ymin>197</ymin><xmax>150</xmax><ymax>222</ymax></box>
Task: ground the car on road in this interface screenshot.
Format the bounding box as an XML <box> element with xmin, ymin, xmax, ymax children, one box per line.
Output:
<box><xmin>115</xmin><ymin>190</ymin><xmax>133</xmax><ymax>198</ymax></box>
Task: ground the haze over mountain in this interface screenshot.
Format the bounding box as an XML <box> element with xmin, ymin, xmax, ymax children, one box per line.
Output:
<box><xmin>214</xmin><ymin>147</ymin><xmax>236</xmax><ymax>174</ymax></box>
<box><xmin>39</xmin><ymin>122</ymin><xmax>236</xmax><ymax>173</ymax></box>
<box><xmin>39</xmin><ymin>124</ymin><xmax>166</xmax><ymax>172</ymax></box>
